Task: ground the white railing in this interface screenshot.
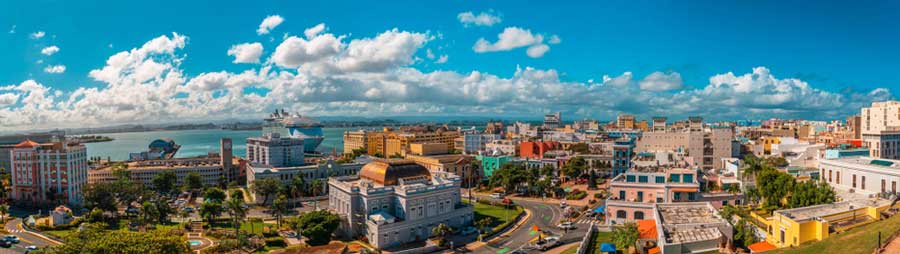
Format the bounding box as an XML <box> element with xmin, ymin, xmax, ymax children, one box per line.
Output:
<box><xmin>576</xmin><ymin>224</ymin><xmax>596</xmax><ymax>254</ymax></box>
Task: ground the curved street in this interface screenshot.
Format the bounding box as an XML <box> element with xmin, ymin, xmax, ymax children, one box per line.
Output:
<box><xmin>468</xmin><ymin>195</ymin><xmax>595</xmax><ymax>254</ymax></box>
<box><xmin>1</xmin><ymin>218</ymin><xmax>59</xmax><ymax>254</ymax></box>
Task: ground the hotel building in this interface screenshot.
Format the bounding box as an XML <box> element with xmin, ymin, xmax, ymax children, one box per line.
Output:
<box><xmin>861</xmin><ymin>101</ymin><xmax>900</xmax><ymax>159</ymax></box>
<box><xmin>328</xmin><ymin>160</ymin><xmax>474</xmax><ymax>249</ymax></box>
<box><xmin>606</xmin><ymin>167</ymin><xmax>701</xmax><ymax>224</ymax></box>
<box><xmin>247</xmin><ymin>133</ymin><xmax>305</xmax><ymax>167</ymax></box>
<box><xmin>10</xmin><ymin>139</ymin><xmax>88</xmax><ymax>206</ymax></box>
<box><xmin>89</xmin><ymin>156</ymin><xmax>224</xmax><ymax>187</ymax></box>
<box><xmin>343</xmin><ymin>130</ymin><xmax>368</xmax><ymax>154</ymax></box>
<box><xmin>819</xmin><ymin>156</ymin><xmax>900</xmax><ymax>195</ymax></box>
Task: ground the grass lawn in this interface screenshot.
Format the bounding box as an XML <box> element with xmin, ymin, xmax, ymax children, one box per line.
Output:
<box><xmin>468</xmin><ymin>201</ymin><xmax>523</xmax><ymax>230</ymax></box>
<box><xmin>208</xmin><ymin>219</ymin><xmax>272</xmax><ymax>234</ymax></box>
<box><xmin>590</xmin><ymin>231</ymin><xmax>613</xmax><ymax>254</ymax></box>
<box><xmin>43</xmin><ymin>229</ymin><xmax>76</xmax><ymax>239</ymax></box>
<box><xmin>768</xmin><ymin>214</ymin><xmax>900</xmax><ymax>254</ymax></box>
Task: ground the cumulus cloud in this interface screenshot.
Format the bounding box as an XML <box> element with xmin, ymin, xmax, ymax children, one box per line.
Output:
<box><xmin>0</xmin><ymin>26</ymin><xmax>893</xmax><ymax>131</ymax></box>
<box><xmin>458</xmin><ymin>11</ymin><xmax>501</xmax><ymax>27</ymax></box>
<box><xmin>227</xmin><ymin>42</ymin><xmax>264</xmax><ymax>63</ymax></box>
<box><xmin>43</xmin><ymin>65</ymin><xmax>66</xmax><ymax>74</ymax></box>
<box><xmin>639</xmin><ymin>71</ymin><xmax>683</xmax><ymax>91</ymax></box>
<box><xmin>31</xmin><ymin>31</ymin><xmax>45</xmax><ymax>39</ymax></box>
<box><xmin>257</xmin><ymin>15</ymin><xmax>284</xmax><ymax>35</ymax></box>
<box><xmin>548</xmin><ymin>35</ymin><xmax>561</xmax><ymax>44</ymax></box>
<box><xmin>41</xmin><ymin>45</ymin><xmax>60</xmax><ymax>56</ymax></box>
<box><xmin>474</xmin><ymin>27</ymin><xmax>555</xmax><ymax>58</ymax></box>
<box><xmin>304</xmin><ymin>23</ymin><xmax>325</xmax><ymax>38</ymax></box>
<box><xmin>435</xmin><ymin>55</ymin><xmax>448</xmax><ymax>64</ymax></box>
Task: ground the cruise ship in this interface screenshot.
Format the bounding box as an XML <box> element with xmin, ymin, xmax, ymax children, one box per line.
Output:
<box><xmin>262</xmin><ymin>109</ymin><xmax>324</xmax><ymax>153</ymax></box>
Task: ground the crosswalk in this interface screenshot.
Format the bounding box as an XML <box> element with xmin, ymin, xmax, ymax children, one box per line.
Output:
<box><xmin>574</xmin><ymin>218</ymin><xmax>601</xmax><ymax>225</ymax></box>
<box><xmin>6</xmin><ymin>229</ymin><xmax>24</xmax><ymax>233</ymax></box>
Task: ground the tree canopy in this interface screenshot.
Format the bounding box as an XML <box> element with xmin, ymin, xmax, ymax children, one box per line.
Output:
<box><xmin>50</xmin><ymin>223</ymin><xmax>190</xmax><ymax>254</ymax></box>
<box><xmin>293</xmin><ymin>210</ymin><xmax>341</xmax><ymax>246</ymax></box>
<box><xmin>152</xmin><ymin>169</ymin><xmax>178</xmax><ymax>195</ymax></box>
<box><xmin>252</xmin><ymin>178</ymin><xmax>282</xmax><ymax>206</ymax></box>
<box><xmin>612</xmin><ymin>222</ymin><xmax>639</xmax><ymax>250</ymax></box>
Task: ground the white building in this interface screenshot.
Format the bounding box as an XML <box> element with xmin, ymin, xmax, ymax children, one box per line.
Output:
<box><xmin>328</xmin><ymin>159</ymin><xmax>474</xmax><ymax>249</ymax></box>
<box><xmin>247</xmin><ymin>159</ymin><xmax>364</xmax><ymax>202</ymax></box>
<box><xmin>246</xmin><ymin>133</ymin><xmax>305</xmax><ymax>167</ymax></box>
<box><xmin>819</xmin><ymin>156</ymin><xmax>900</xmax><ymax>196</ymax></box>
<box><xmin>861</xmin><ymin>101</ymin><xmax>900</xmax><ymax>160</ymax></box>
<box><xmin>10</xmin><ymin>140</ymin><xmax>88</xmax><ymax>207</ymax></box>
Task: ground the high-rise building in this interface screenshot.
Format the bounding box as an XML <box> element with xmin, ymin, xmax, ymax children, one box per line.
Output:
<box><xmin>462</xmin><ymin>133</ymin><xmax>500</xmax><ymax>154</ymax></box>
<box><xmin>246</xmin><ymin>133</ymin><xmax>305</xmax><ymax>167</ymax></box>
<box><xmin>544</xmin><ymin>112</ymin><xmax>562</xmax><ymax>129</ymax></box>
<box><xmin>0</xmin><ymin>131</ymin><xmax>64</xmax><ymax>173</ymax></box>
<box><xmin>342</xmin><ymin>130</ymin><xmax>368</xmax><ymax>154</ymax></box>
<box><xmin>652</xmin><ymin>117</ymin><xmax>668</xmax><ymax>132</ymax></box>
<box><xmin>10</xmin><ymin>139</ymin><xmax>88</xmax><ymax>206</ymax></box>
<box><xmin>221</xmin><ymin>138</ymin><xmax>236</xmax><ymax>182</ymax></box>
<box><xmin>617</xmin><ymin>114</ymin><xmax>636</xmax><ymax>129</ymax></box>
<box><xmin>847</xmin><ymin>115</ymin><xmax>862</xmax><ymax>139</ymax></box>
<box><xmin>861</xmin><ymin>101</ymin><xmax>900</xmax><ymax>159</ymax></box>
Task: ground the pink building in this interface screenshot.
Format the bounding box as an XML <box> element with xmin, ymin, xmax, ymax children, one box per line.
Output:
<box><xmin>606</xmin><ymin>167</ymin><xmax>700</xmax><ymax>224</ymax></box>
<box><xmin>10</xmin><ymin>140</ymin><xmax>88</xmax><ymax>206</ymax></box>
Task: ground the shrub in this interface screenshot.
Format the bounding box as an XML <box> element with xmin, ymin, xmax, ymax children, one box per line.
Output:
<box><xmin>593</xmin><ymin>193</ymin><xmax>603</xmax><ymax>199</ymax></box>
<box><xmin>265</xmin><ymin>237</ymin><xmax>286</xmax><ymax>247</ymax></box>
<box><xmin>566</xmin><ymin>190</ymin><xmax>588</xmax><ymax>200</ymax></box>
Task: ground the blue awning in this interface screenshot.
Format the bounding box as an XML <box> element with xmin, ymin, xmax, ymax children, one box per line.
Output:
<box><xmin>594</xmin><ymin>206</ymin><xmax>606</xmax><ymax>213</ymax></box>
<box><xmin>600</xmin><ymin>243</ymin><xmax>616</xmax><ymax>252</ymax></box>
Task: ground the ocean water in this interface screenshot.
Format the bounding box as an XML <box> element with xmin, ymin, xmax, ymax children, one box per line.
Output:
<box><xmin>84</xmin><ymin>127</ymin><xmax>364</xmax><ymax>161</ymax></box>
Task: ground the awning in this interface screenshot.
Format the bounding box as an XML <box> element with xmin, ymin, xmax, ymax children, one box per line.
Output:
<box><xmin>671</xmin><ymin>188</ymin><xmax>698</xmax><ymax>193</ymax></box>
<box><xmin>648</xmin><ymin>246</ymin><xmax>661</xmax><ymax>254</ymax></box>
<box><xmin>600</xmin><ymin>243</ymin><xmax>616</xmax><ymax>253</ymax></box>
<box><xmin>594</xmin><ymin>206</ymin><xmax>606</xmax><ymax>213</ymax></box>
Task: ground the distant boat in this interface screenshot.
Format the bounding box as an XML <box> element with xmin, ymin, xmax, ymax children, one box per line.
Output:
<box><xmin>262</xmin><ymin>109</ymin><xmax>324</xmax><ymax>153</ymax></box>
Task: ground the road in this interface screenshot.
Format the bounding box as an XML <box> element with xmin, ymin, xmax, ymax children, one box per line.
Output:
<box><xmin>0</xmin><ymin>218</ymin><xmax>58</xmax><ymax>254</ymax></box>
<box><xmin>467</xmin><ymin>195</ymin><xmax>594</xmax><ymax>254</ymax></box>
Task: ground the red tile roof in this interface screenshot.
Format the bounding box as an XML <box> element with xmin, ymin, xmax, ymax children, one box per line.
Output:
<box><xmin>14</xmin><ymin>139</ymin><xmax>40</xmax><ymax>148</ymax></box>
<box><xmin>637</xmin><ymin>219</ymin><xmax>658</xmax><ymax>239</ymax></box>
<box><xmin>748</xmin><ymin>241</ymin><xmax>777</xmax><ymax>253</ymax></box>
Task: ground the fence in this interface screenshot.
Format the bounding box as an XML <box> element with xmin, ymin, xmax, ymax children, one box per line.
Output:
<box><xmin>575</xmin><ymin>224</ymin><xmax>596</xmax><ymax>254</ymax></box>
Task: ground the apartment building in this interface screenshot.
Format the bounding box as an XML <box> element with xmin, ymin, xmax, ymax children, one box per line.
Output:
<box><xmin>606</xmin><ymin>167</ymin><xmax>701</xmax><ymax>224</ymax></box>
<box><xmin>405</xmin><ymin>154</ymin><xmax>479</xmax><ymax>187</ymax></box>
<box><xmin>10</xmin><ymin>140</ymin><xmax>88</xmax><ymax>206</ymax></box>
<box><xmin>343</xmin><ymin>130</ymin><xmax>368</xmax><ymax>154</ymax></box>
<box><xmin>635</xmin><ymin>126</ymin><xmax>734</xmax><ymax>170</ymax></box>
<box><xmin>819</xmin><ymin>156</ymin><xmax>900</xmax><ymax>195</ymax></box>
<box><xmin>246</xmin><ymin>133</ymin><xmax>305</xmax><ymax>167</ymax></box>
<box><xmin>89</xmin><ymin>157</ymin><xmax>224</xmax><ymax>187</ymax></box>
<box><xmin>462</xmin><ymin>133</ymin><xmax>500</xmax><ymax>154</ymax></box>
<box><xmin>861</xmin><ymin>101</ymin><xmax>900</xmax><ymax>159</ymax></box>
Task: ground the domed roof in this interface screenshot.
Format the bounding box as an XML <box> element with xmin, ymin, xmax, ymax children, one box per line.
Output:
<box><xmin>359</xmin><ymin>159</ymin><xmax>431</xmax><ymax>186</ymax></box>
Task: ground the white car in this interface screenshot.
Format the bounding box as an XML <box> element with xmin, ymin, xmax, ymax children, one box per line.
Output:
<box><xmin>560</xmin><ymin>201</ymin><xmax>567</xmax><ymax>208</ymax></box>
<box><xmin>25</xmin><ymin>245</ymin><xmax>38</xmax><ymax>251</ymax></box>
<box><xmin>557</xmin><ymin>222</ymin><xmax>575</xmax><ymax>229</ymax></box>
<box><xmin>490</xmin><ymin>193</ymin><xmax>504</xmax><ymax>199</ymax></box>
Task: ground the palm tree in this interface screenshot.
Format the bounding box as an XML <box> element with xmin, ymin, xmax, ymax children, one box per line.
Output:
<box><xmin>309</xmin><ymin>179</ymin><xmax>323</xmax><ymax>210</ymax></box>
<box><xmin>0</xmin><ymin>204</ymin><xmax>8</xmax><ymax>223</ymax></box>
<box><xmin>290</xmin><ymin>176</ymin><xmax>306</xmax><ymax>208</ymax></box>
<box><xmin>431</xmin><ymin>223</ymin><xmax>452</xmax><ymax>247</ymax></box>
<box><xmin>225</xmin><ymin>196</ymin><xmax>248</xmax><ymax>239</ymax></box>
<box><xmin>272</xmin><ymin>194</ymin><xmax>288</xmax><ymax>228</ymax></box>
<box><xmin>474</xmin><ymin>217</ymin><xmax>492</xmax><ymax>241</ymax></box>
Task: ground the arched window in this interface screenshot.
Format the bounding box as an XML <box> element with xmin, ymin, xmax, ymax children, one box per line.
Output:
<box><xmin>616</xmin><ymin>210</ymin><xmax>627</xmax><ymax>219</ymax></box>
<box><xmin>634</xmin><ymin>211</ymin><xmax>645</xmax><ymax>220</ymax></box>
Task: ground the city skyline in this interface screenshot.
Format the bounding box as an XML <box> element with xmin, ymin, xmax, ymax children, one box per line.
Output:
<box><xmin>2</xmin><ymin>1</ymin><xmax>899</xmax><ymax>132</ymax></box>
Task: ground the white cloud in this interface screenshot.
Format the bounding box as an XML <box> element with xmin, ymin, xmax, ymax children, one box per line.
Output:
<box><xmin>304</xmin><ymin>23</ymin><xmax>326</xmax><ymax>38</ymax></box>
<box><xmin>0</xmin><ymin>27</ymin><xmax>893</xmax><ymax>131</ymax></box>
<box><xmin>257</xmin><ymin>15</ymin><xmax>284</xmax><ymax>35</ymax></box>
<box><xmin>457</xmin><ymin>11</ymin><xmax>501</xmax><ymax>27</ymax></box>
<box><xmin>30</xmin><ymin>31</ymin><xmax>45</xmax><ymax>39</ymax></box>
<box><xmin>473</xmin><ymin>27</ymin><xmax>543</xmax><ymax>53</ymax></box>
<box><xmin>474</xmin><ymin>27</ymin><xmax>555</xmax><ymax>58</ymax></box>
<box><xmin>0</xmin><ymin>93</ymin><xmax>18</xmax><ymax>105</ymax></box>
<box><xmin>43</xmin><ymin>65</ymin><xmax>66</xmax><ymax>74</ymax></box>
<box><xmin>548</xmin><ymin>35</ymin><xmax>561</xmax><ymax>44</ymax></box>
<box><xmin>41</xmin><ymin>45</ymin><xmax>60</xmax><ymax>56</ymax></box>
<box><xmin>639</xmin><ymin>71</ymin><xmax>683</xmax><ymax>91</ymax></box>
<box><xmin>227</xmin><ymin>42</ymin><xmax>264</xmax><ymax>63</ymax></box>
<box><xmin>426</xmin><ymin>49</ymin><xmax>435</xmax><ymax>59</ymax></box>
<box><xmin>526</xmin><ymin>44</ymin><xmax>549</xmax><ymax>58</ymax></box>
<box><xmin>435</xmin><ymin>55</ymin><xmax>448</xmax><ymax>64</ymax></box>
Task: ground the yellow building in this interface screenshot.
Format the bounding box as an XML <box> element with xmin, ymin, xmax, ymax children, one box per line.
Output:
<box><xmin>343</xmin><ymin>130</ymin><xmax>368</xmax><ymax>154</ymax></box>
<box><xmin>405</xmin><ymin>154</ymin><xmax>478</xmax><ymax>187</ymax></box>
<box><xmin>753</xmin><ymin>199</ymin><xmax>894</xmax><ymax>248</ymax></box>
<box><xmin>760</xmin><ymin>136</ymin><xmax>781</xmax><ymax>156</ymax></box>
<box><xmin>384</xmin><ymin>131</ymin><xmax>460</xmax><ymax>157</ymax></box>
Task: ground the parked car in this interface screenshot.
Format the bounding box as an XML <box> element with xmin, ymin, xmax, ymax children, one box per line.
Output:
<box><xmin>3</xmin><ymin>235</ymin><xmax>20</xmax><ymax>244</ymax></box>
<box><xmin>557</xmin><ymin>222</ymin><xmax>575</xmax><ymax>230</ymax></box>
<box><xmin>537</xmin><ymin>236</ymin><xmax>560</xmax><ymax>250</ymax></box>
<box><xmin>490</xmin><ymin>192</ymin><xmax>504</xmax><ymax>199</ymax></box>
<box><xmin>25</xmin><ymin>245</ymin><xmax>39</xmax><ymax>251</ymax></box>
<box><xmin>560</xmin><ymin>201</ymin><xmax>567</xmax><ymax>208</ymax></box>
<box><xmin>0</xmin><ymin>240</ymin><xmax>11</xmax><ymax>248</ymax></box>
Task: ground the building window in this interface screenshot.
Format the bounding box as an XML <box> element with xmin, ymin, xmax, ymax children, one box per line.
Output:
<box><xmin>883</xmin><ymin>179</ymin><xmax>887</xmax><ymax>193</ymax></box>
<box><xmin>674</xmin><ymin>192</ymin><xmax>681</xmax><ymax>201</ymax></box>
<box><xmin>862</xmin><ymin>176</ymin><xmax>866</xmax><ymax>190</ymax></box>
<box><xmin>626</xmin><ymin>175</ymin><xmax>636</xmax><ymax>182</ymax></box>
<box><xmin>894</xmin><ymin>181</ymin><xmax>897</xmax><ymax>193</ymax></box>
<box><xmin>619</xmin><ymin>191</ymin><xmax>626</xmax><ymax>200</ymax></box>
<box><xmin>683</xmin><ymin>174</ymin><xmax>694</xmax><ymax>183</ymax></box>
<box><xmin>638</xmin><ymin>176</ymin><xmax>648</xmax><ymax>183</ymax></box>
<box><xmin>853</xmin><ymin>174</ymin><xmax>857</xmax><ymax>188</ymax></box>
<box><xmin>655</xmin><ymin>176</ymin><xmax>665</xmax><ymax>183</ymax></box>
<box><xmin>688</xmin><ymin>192</ymin><xmax>696</xmax><ymax>201</ymax></box>
<box><xmin>616</xmin><ymin>210</ymin><xmax>627</xmax><ymax>219</ymax></box>
<box><xmin>634</xmin><ymin>211</ymin><xmax>645</xmax><ymax>220</ymax></box>
<box><xmin>828</xmin><ymin>170</ymin><xmax>832</xmax><ymax>183</ymax></box>
<box><xmin>670</xmin><ymin>174</ymin><xmax>681</xmax><ymax>183</ymax></box>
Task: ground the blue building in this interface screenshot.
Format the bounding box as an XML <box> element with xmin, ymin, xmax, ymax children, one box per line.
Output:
<box><xmin>612</xmin><ymin>137</ymin><xmax>635</xmax><ymax>176</ymax></box>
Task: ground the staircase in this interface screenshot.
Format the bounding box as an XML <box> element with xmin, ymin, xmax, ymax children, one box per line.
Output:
<box><xmin>188</xmin><ymin>221</ymin><xmax>203</xmax><ymax>238</ymax></box>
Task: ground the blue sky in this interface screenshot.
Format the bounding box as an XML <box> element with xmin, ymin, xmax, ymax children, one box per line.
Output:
<box><xmin>1</xmin><ymin>0</ymin><xmax>898</xmax><ymax>130</ymax></box>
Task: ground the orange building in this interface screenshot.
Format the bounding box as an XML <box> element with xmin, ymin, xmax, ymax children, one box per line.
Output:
<box><xmin>519</xmin><ymin>141</ymin><xmax>560</xmax><ymax>159</ymax></box>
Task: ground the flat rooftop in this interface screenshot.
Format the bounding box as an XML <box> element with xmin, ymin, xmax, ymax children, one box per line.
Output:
<box><xmin>665</xmin><ymin>227</ymin><xmax>722</xmax><ymax>244</ymax></box>
<box><xmin>826</xmin><ymin>156</ymin><xmax>900</xmax><ymax>170</ymax></box>
<box><xmin>776</xmin><ymin>198</ymin><xmax>892</xmax><ymax>222</ymax></box>
<box><xmin>657</xmin><ymin>203</ymin><xmax>724</xmax><ymax>225</ymax></box>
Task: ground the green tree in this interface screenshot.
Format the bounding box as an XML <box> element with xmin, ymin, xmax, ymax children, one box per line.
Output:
<box><xmin>733</xmin><ymin>219</ymin><xmax>758</xmax><ymax>250</ymax></box>
<box><xmin>562</xmin><ymin>156</ymin><xmax>588</xmax><ymax>181</ymax></box>
<box><xmin>48</xmin><ymin>224</ymin><xmax>190</xmax><ymax>254</ymax></box>
<box><xmin>84</xmin><ymin>183</ymin><xmax>118</xmax><ymax>214</ymax></box>
<box><xmin>431</xmin><ymin>223</ymin><xmax>452</xmax><ymax>247</ymax></box>
<box><xmin>199</xmin><ymin>200</ymin><xmax>223</xmax><ymax>225</ymax></box>
<box><xmin>152</xmin><ymin>169</ymin><xmax>177</xmax><ymax>195</ymax></box>
<box><xmin>203</xmin><ymin>187</ymin><xmax>226</xmax><ymax>203</ymax></box>
<box><xmin>225</xmin><ymin>196</ymin><xmax>247</xmax><ymax>240</ymax></box>
<box><xmin>186</xmin><ymin>172</ymin><xmax>203</xmax><ymax>191</ymax></box>
<box><xmin>229</xmin><ymin>189</ymin><xmax>245</xmax><ymax>201</ymax></box>
<box><xmin>788</xmin><ymin>181</ymin><xmax>836</xmax><ymax>208</ymax></box>
<box><xmin>251</xmin><ymin>178</ymin><xmax>282</xmax><ymax>206</ymax></box>
<box><xmin>309</xmin><ymin>179</ymin><xmax>323</xmax><ymax>210</ymax></box>
<box><xmin>290</xmin><ymin>175</ymin><xmax>307</xmax><ymax>200</ymax></box>
<box><xmin>272</xmin><ymin>194</ymin><xmax>289</xmax><ymax>228</ymax></box>
<box><xmin>140</xmin><ymin>201</ymin><xmax>159</xmax><ymax>226</ymax></box>
<box><xmin>612</xmin><ymin>222</ymin><xmax>639</xmax><ymax>251</ymax></box>
<box><xmin>293</xmin><ymin>210</ymin><xmax>341</xmax><ymax>246</ymax></box>
<box><xmin>475</xmin><ymin>217</ymin><xmax>493</xmax><ymax>241</ymax></box>
<box><xmin>0</xmin><ymin>204</ymin><xmax>8</xmax><ymax>222</ymax></box>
